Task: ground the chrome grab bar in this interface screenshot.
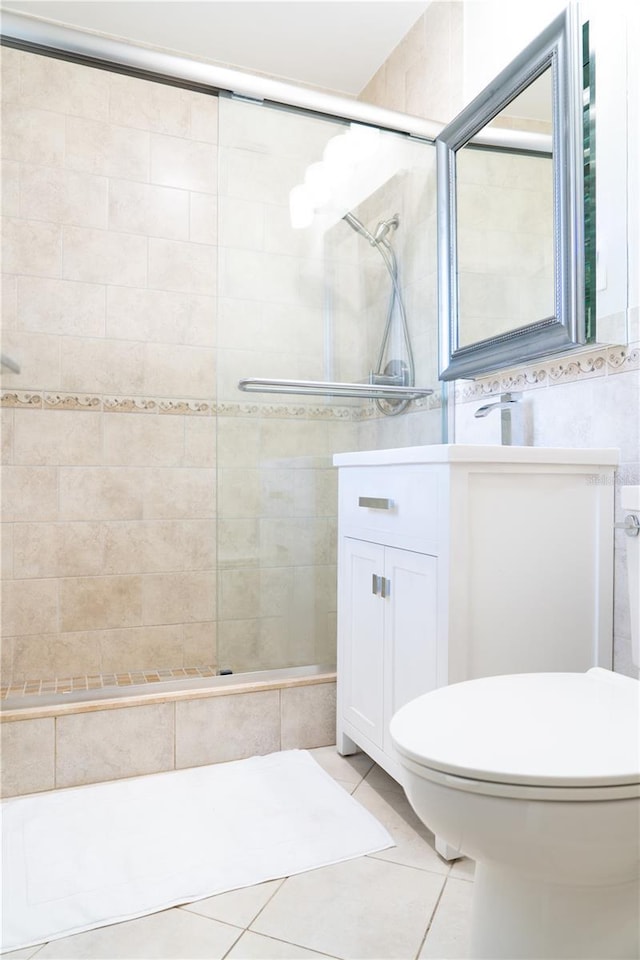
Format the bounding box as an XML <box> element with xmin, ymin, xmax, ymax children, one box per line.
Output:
<box><xmin>1</xmin><ymin>354</ymin><xmax>20</xmax><ymax>374</ymax></box>
<box><xmin>238</xmin><ymin>377</ymin><xmax>433</xmax><ymax>400</ymax></box>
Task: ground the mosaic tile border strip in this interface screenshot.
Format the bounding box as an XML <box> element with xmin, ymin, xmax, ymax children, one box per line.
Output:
<box><xmin>0</xmin><ymin>665</ymin><xmax>218</xmax><ymax>699</ymax></box>
<box><xmin>0</xmin><ymin>390</ymin><xmax>444</xmax><ymax>420</ymax></box>
<box><xmin>456</xmin><ymin>343</ymin><xmax>639</xmax><ymax>403</ymax></box>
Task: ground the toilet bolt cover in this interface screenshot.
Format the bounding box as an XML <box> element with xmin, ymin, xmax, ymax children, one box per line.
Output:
<box><xmin>389</xmin><ymin>668</ymin><xmax>640</xmax><ymax>788</ymax></box>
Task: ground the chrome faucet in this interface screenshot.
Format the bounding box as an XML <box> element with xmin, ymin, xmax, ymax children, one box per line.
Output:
<box><xmin>474</xmin><ymin>392</ymin><xmax>522</xmax><ymax>445</ymax></box>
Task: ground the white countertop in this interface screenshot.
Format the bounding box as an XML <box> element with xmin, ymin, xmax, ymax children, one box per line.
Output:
<box><xmin>333</xmin><ymin>444</ymin><xmax>620</xmax><ymax>467</ymax></box>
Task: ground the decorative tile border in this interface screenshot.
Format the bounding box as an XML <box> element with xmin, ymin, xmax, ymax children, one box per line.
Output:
<box><xmin>456</xmin><ymin>343</ymin><xmax>638</xmax><ymax>403</ymax></box>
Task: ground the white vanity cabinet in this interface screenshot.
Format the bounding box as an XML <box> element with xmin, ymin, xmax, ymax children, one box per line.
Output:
<box><xmin>334</xmin><ymin>444</ymin><xmax>618</xmax><ymax>783</ymax></box>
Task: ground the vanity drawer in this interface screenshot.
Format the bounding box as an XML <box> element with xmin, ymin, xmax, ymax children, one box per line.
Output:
<box><xmin>338</xmin><ymin>465</ymin><xmax>440</xmax><ymax>552</ymax></box>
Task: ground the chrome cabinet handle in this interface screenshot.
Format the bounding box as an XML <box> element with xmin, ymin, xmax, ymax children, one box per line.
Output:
<box><xmin>372</xmin><ymin>574</ymin><xmax>381</xmax><ymax>595</ymax></box>
<box><xmin>380</xmin><ymin>578</ymin><xmax>391</xmax><ymax>599</ymax></box>
<box><xmin>358</xmin><ymin>497</ymin><xmax>394</xmax><ymax>510</ymax></box>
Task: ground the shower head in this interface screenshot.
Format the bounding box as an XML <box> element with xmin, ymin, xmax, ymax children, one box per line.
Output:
<box><xmin>343</xmin><ymin>211</ymin><xmax>399</xmax><ymax>247</ymax></box>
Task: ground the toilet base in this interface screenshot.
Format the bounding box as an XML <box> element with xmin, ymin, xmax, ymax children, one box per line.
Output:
<box><xmin>470</xmin><ymin>862</ymin><xmax>640</xmax><ymax>959</ymax></box>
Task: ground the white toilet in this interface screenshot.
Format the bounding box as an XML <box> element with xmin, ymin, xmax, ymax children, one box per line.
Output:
<box><xmin>390</xmin><ymin>486</ymin><xmax>640</xmax><ymax>960</ymax></box>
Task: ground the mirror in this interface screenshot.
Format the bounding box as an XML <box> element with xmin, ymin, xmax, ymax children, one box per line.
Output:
<box><xmin>438</xmin><ymin>8</ymin><xmax>593</xmax><ymax>381</ymax></box>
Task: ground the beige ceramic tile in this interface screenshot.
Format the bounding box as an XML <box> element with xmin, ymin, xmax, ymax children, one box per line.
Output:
<box><xmin>226</xmin><ymin>930</ymin><xmax>333</xmax><ymax>959</ymax></box>
<box><xmin>189</xmin><ymin>192</ymin><xmax>218</xmax><ymax>245</ymax></box>
<box><xmin>1</xmin><ymin>717</ymin><xmax>55</xmax><ymax>797</ymax></box>
<box><xmin>1</xmin><ymin>160</ymin><xmax>19</xmax><ymax>217</ymax></box>
<box><xmin>307</xmin><ymin>746</ymin><xmax>375</xmax><ymax>785</ymax></box>
<box><xmin>59</xmin><ymin>466</ymin><xmax>143</xmax><ymax>521</ymax></box>
<box><xmin>11</xmin><ymin>630</ymin><xmax>101</xmax><ymax>682</ymax></box>
<box><xmin>63</xmin><ymin>225</ymin><xmax>147</xmax><ymax>287</ymax></box>
<box><xmin>104</xmin><ymin>414</ymin><xmax>183</xmax><ymax>467</ymax></box>
<box><xmin>2</xmin><ymin>217</ymin><xmax>62</xmax><ymax>277</ymax></box>
<box><xmin>33</xmin><ymin>905</ymin><xmax>240</xmax><ymax>958</ymax></box>
<box><xmin>419</xmin><ymin>877</ymin><xmax>474</xmax><ymax>959</ymax></box>
<box><xmin>17</xmin><ymin>277</ymin><xmax>106</xmax><ymax>338</ymax></box>
<box><xmin>148</xmin><ymin>238</ymin><xmax>216</xmax><ymax>296</ymax></box>
<box><xmin>106</xmin><ymin>286</ymin><xmax>215</xmax><ymax>347</ymax></box>
<box><xmin>1</xmin><ymin>465</ymin><xmax>58</xmax><ymax>521</ymax></box>
<box><xmin>182</xmin><ymin>879</ymin><xmax>283</xmax><ymax>928</ymax></box>
<box><xmin>65</xmin><ymin>116</ymin><xmax>150</xmax><ymax>181</ymax></box>
<box><xmin>56</xmin><ymin>702</ymin><xmax>174</xmax><ymax>788</ymax></box>
<box><xmin>1</xmin><ymin>409</ymin><xmax>14</xmax><ymax>464</ymax></box>
<box><xmin>59</xmin><ymin>575</ymin><xmax>142</xmax><ymax>632</ymax></box>
<box><xmin>108</xmin><ymin>178</ymin><xmax>189</xmax><ymax>240</ymax></box>
<box><xmin>142</xmin><ymin>572</ymin><xmax>216</xmax><ymax>626</ymax></box>
<box><xmin>13</xmin><ymin>521</ymin><xmax>106</xmax><ymax>579</ymax></box>
<box><xmin>109</xmin><ymin>71</ymin><xmax>192</xmax><ymax>137</ymax></box>
<box><xmin>175</xmin><ymin>689</ymin><xmax>280</xmax><ymax>768</ymax></box>
<box><xmin>220</xmin><ymin>568</ymin><xmax>260</xmax><ymax>620</ymax></box>
<box><xmin>13</xmin><ymin>410</ymin><xmax>103</xmax><ymax>466</ymax></box>
<box><xmin>251</xmin><ymin>855</ymin><xmax>445</xmax><ymax>960</ymax></box>
<box><xmin>1</xmin><ymin>578</ymin><xmax>58</xmax><ymax>637</ymax></box>
<box><xmin>99</xmin><ymin>624</ymin><xmax>183</xmax><ymax>672</ymax></box>
<box><xmin>217</xmin><ymin>519</ymin><xmax>258</xmax><ymax>567</ymax></box>
<box><xmin>0</xmin><ymin>330</ymin><xmax>61</xmax><ymax>393</ymax></box>
<box><xmin>143</xmin><ymin>467</ymin><xmax>216</xmax><ymax>520</ymax></box>
<box><xmin>1</xmin><ymin>103</ymin><xmax>65</xmax><ymax>165</ymax></box>
<box><xmin>352</xmin><ymin>779</ymin><xmax>451</xmax><ymax>876</ymax></box>
<box><xmin>0</xmin><ymin>46</ymin><xmax>22</xmax><ymax>104</ymax></box>
<box><xmin>182</xmin><ymin>621</ymin><xmax>217</xmax><ymax>667</ymax></box>
<box><xmin>184</xmin><ymin>416</ymin><xmax>216</xmax><ymax>468</ymax></box>
<box><xmin>20</xmin><ymin>53</ymin><xmax>109</xmax><ymax>120</ymax></box>
<box><xmin>216</xmin><ymin>419</ymin><xmax>258</xmax><ymax>469</ymax></box>
<box><xmin>102</xmin><ymin>519</ymin><xmax>216</xmax><ymax>575</ymax></box>
<box><xmin>150</xmin><ymin>133</ymin><xmax>217</xmax><ymax>193</ymax></box>
<box><xmin>219</xmin><ymin>469</ymin><xmax>261</xmax><ymax>519</ymax></box>
<box><xmin>144</xmin><ymin>343</ymin><xmax>216</xmax><ymax>398</ymax></box>
<box><xmin>189</xmin><ymin>92</ymin><xmax>219</xmax><ymax>143</ymax></box>
<box><xmin>280</xmin><ymin>682</ymin><xmax>336</xmax><ymax>750</ymax></box>
<box><xmin>1</xmin><ymin>521</ymin><xmax>13</xmax><ymax>581</ymax></box>
<box><xmin>19</xmin><ymin>166</ymin><xmax>108</xmax><ymax>229</ymax></box>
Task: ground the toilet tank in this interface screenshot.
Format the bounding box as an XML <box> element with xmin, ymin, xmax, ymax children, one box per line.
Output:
<box><xmin>620</xmin><ymin>486</ymin><xmax>640</xmax><ymax>667</ymax></box>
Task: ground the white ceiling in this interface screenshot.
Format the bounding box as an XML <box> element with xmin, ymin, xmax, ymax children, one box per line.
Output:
<box><xmin>0</xmin><ymin>1</ymin><xmax>431</xmax><ymax>95</ymax></box>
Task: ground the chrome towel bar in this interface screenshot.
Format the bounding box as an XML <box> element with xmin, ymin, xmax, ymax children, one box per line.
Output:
<box><xmin>1</xmin><ymin>354</ymin><xmax>20</xmax><ymax>374</ymax></box>
<box><xmin>238</xmin><ymin>377</ymin><xmax>433</xmax><ymax>400</ymax></box>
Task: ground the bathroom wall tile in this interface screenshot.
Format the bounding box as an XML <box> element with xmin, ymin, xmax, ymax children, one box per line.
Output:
<box><xmin>148</xmin><ymin>238</ymin><xmax>216</xmax><ymax>296</ymax></box>
<box><xmin>65</xmin><ymin>116</ymin><xmax>150</xmax><ymax>181</ymax></box>
<box><xmin>218</xmin><ymin>196</ymin><xmax>264</xmax><ymax>250</ymax></box>
<box><xmin>0</xmin><ymin>634</ymin><xmax>14</xmax><ymax>680</ymax></box>
<box><xmin>59</xmin><ymin>575</ymin><xmax>142</xmax><ymax>632</ymax></box>
<box><xmin>182</xmin><ymin>620</ymin><xmax>217</xmax><ymax>666</ymax></box>
<box><xmin>150</xmin><ymin>134</ymin><xmax>217</xmax><ymax>193</ymax></box>
<box><xmin>2</xmin><ymin>217</ymin><xmax>62</xmax><ymax>277</ymax></box>
<box><xmin>144</xmin><ymin>342</ymin><xmax>216</xmax><ymax>398</ymax></box>
<box><xmin>217</xmin><ymin>519</ymin><xmax>259</xmax><ymax>567</ymax></box>
<box><xmin>1</xmin><ymin>465</ymin><xmax>58</xmax><ymax>521</ymax></box>
<box><xmin>1</xmin><ymin>160</ymin><xmax>19</xmax><ymax>216</ymax></box>
<box><xmin>260</xmin><ymin>418</ymin><xmax>330</xmax><ymax>461</ymax></box>
<box><xmin>1</xmin><ymin>521</ymin><xmax>13</xmax><ymax>581</ymax></box>
<box><xmin>0</xmin><ymin>330</ymin><xmax>61</xmax><ymax>393</ymax></box>
<box><xmin>281</xmin><ymin>681</ymin><xmax>337</xmax><ymax>750</ymax></box>
<box><xmin>59</xmin><ymin>466</ymin><xmax>143</xmax><ymax>521</ymax></box>
<box><xmin>141</xmin><ymin>571</ymin><xmax>216</xmax><ymax>625</ymax></box>
<box><xmin>13</xmin><ymin>522</ymin><xmax>107</xmax><ymax>580</ymax></box>
<box><xmin>219</xmin><ymin>147</ymin><xmax>301</xmax><ymax>206</ymax></box>
<box><xmin>0</xmin><ymin>46</ymin><xmax>22</xmax><ymax>104</ymax></box>
<box><xmin>175</xmin><ymin>689</ymin><xmax>280</xmax><ymax>768</ymax></box>
<box><xmin>104</xmin><ymin>413</ymin><xmax>183</xmax><ymax>467</ymax></box>
<box><xmin>17</xmin><ymin>277</ymin><xmax>106</xmax><ymax>337</ymax></box>
<box><xmin>1</xmin><ymin>410</ymin><xmax>14</xmax><ymax>464</ymax></box>
<box><xmin>183</xmin><ymin>416</ymin><xmax>216</xmax><ymax>468</ymax></box>
<box><xmin>63</xmin><ymin>226</ymin><xmax>148</xmax><ymax>287</ymax></box>
<box><xmin>108</xmin><ymin>178</ymin><xmax>189</xmax><ymax>240</ymax></box>
<box><xmin>1</xmin><ymin>273</ymin><xmax>18</xmax><ymax>333</ymax></box>
<box><xmin>260</xmin><ymin>518</ymin><xmax>334</xmax><ymax>566</ymax></box>
<box><xmin>219</xmin><ymin>468</ymin><xmax>261</xmax><ymax>519</ymax></box>
<box><xmin>99</xmin><ymin>624</ymin><xmax>183</xmax><ymax>672</ymax></box>
<box><xmin>1</xmin><ymin>578</ymin><xmax>58</xmax><ymax>637</ymax></box>
<box><xmin>102</xmin><ymin>519</ymin><xmax>215</xmax><ymax>575</ymax></box>
<box><xmin>189</xmin><ymin>191</ymin><xmax>218</xmax><ymax>245</ymax></box>
<box><xmin>188</xmin><ymin>92</ymin><xmax>219</xmax><ymax>143</ymax></box>
<box><xmin>220</xmin><ymin>568</ymin><xmax>260</xmax><ymax>620</ymax></box>
<box><xmin>60</xmin><ymin>337</ymin><xmax>145</xmax><ymax>395</ymax></box>
<box><xmin>1</xmin><ymin>718</ymin><xmax>55</xmax><ymax>798</ymax></box>
<box><xmin>13</xmin><ymin>409</ymin><xmax>103</xmax><ymax>465</ymax></box>
<box><xmin>19</xmin><ymin>166</ymin><xmax>108</xmax><ymax>229</ymax></box>
<box><xmin>11</xmin><ymin>630</ymin><xmax>102</xmax><ymax>682</ymax></box>
<box><xmin>56</xmin><ymin>702</ymin><xmax>174</xmax><ymax>788</ymax></box>
<box><xmin>108</xmin><ymin>72</ymin><xmax>192</xmax><ymax>136</ymax></box>
<box><xmin>20</xmin><ymin>54</ymin><xmax>109</xmax><ymax>120</ymax></box>
<box><xmin>106</xmin><ymin>286</ymin><xmax>215</xmax><ymax>347</ymax></box>
<box><xmin>294</xmin><ymin>468</ymin><xmax>337</xmax><ymax>518</ymax></box>
<box><xmin>219</xmin><ymin>248</ymin><xmax>299</xmax><ymax>303</ymax></box>
<box><xmin>217</xmin><ymin>418</ymin><xmax>258</xmax><ymax>469</ymax></box>
<box><xmin>1</xmin><ymin>104</ymin><xmax>65</xmax><ymax>165</ymax></box>
<box><xmin>143</xmin><ymin>467</ymin><xmax>216</xmax><ymax>520</ymax></box>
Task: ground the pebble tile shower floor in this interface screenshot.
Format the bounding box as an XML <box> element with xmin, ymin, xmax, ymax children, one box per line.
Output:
<box><xmin>2</xmin><ymin>747</ymin><xmax>475</xmax><ymax>960</ymax></box>
<box><xmin>0</xmin><ymin>666</ymin><xmax>218</xmax><ymax>699</ymax></box>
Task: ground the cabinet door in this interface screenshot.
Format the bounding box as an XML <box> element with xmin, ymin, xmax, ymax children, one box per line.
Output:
<box><xmin>383</xmin><ymin>547</ymin><xmax>438</xmax><ymax>754</ymax></box>
<box><xmin>340</xmin><ymin>538</ymin><xmax>385</xmax><ymax>748</ymax></box>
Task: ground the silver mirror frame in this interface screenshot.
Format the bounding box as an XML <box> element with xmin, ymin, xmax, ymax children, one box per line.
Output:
<box><xmin>437</xmin><ymin>7</ymin><xmax>586</xmax><ymax>381</ymax></box>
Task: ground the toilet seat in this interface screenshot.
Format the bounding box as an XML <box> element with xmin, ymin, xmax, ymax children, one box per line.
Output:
<box><xmin>390</xmin><ymin>669</ymin><xmax>640</xmax><ymax>801</ymax></box>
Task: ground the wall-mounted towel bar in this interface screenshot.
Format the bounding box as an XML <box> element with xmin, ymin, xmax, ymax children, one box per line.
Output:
<box><xmin>238</xmin><ymin>378</ymin><xmax>433</xmax><ymax>400</ymax></box>
<box><xmin>1</xmin><ymin>354</ymin><xmax>20</xmax><ymax>374</ymax></box>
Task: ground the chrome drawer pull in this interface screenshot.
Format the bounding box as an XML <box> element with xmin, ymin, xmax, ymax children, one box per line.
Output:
<box><xmin>358</xmin><ymin>496</ymin><xmax>394</xmax><ymax>510</ymax></box>
<box><xmin>372</xmin><ymin>574</ymin><xmax>381</xmax><ymax>596</ymax></box>
<box><xmin>380</xmin><ymin>577</ymin><xmax>391</xmax><ymax>599</ymax></box>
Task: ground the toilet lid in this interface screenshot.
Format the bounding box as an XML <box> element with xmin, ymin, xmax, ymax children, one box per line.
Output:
<box><xmin>389</xmin><ymin>669</ymin><xmax>640</xmax><ymax>788</ymax></box>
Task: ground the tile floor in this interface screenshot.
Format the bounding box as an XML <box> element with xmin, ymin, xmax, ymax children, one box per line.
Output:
<box><xmin>3</xmin><ymin>747</ymin><xmax>475</xmax><ymax>960</ymax></box>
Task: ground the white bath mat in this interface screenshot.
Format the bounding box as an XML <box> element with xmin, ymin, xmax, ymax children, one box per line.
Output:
<box><xmin>1</xmin><ymin>749</ymin><xmax>393</xmax><ymax>953</ymax></box>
